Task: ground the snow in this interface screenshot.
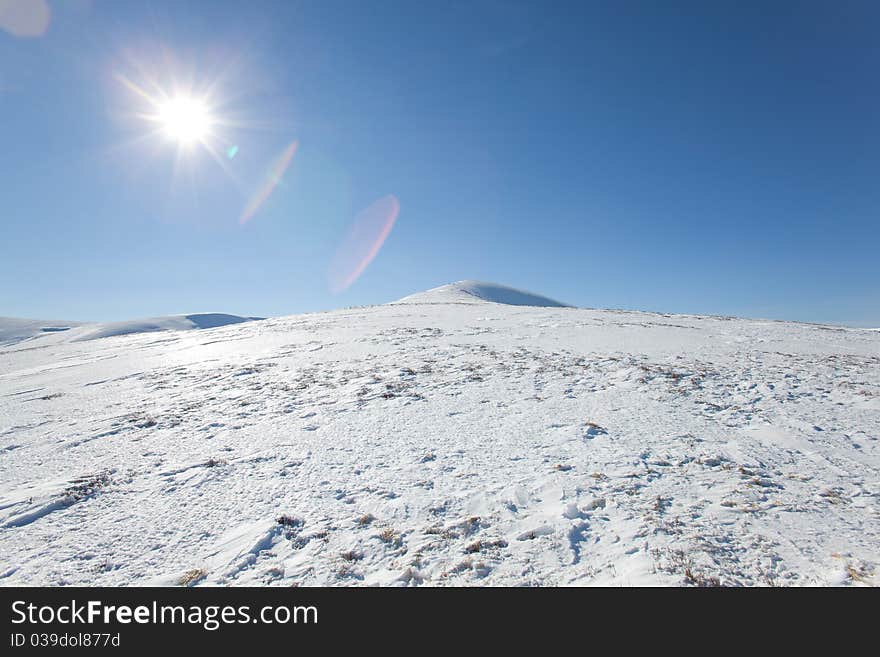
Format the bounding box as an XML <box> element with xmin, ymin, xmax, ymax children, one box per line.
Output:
<box><xmin>0</xmin><ymin>283</ymin><xmax>878</xmax><ymax>586</ymax></box>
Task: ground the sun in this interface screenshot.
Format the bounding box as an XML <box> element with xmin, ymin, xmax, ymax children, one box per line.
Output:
<box><xmin>115</xmin><ymin>67</ymin><xmax>240</xmax><ymax>171</ymax></box>
<box><xmin>155</xmin><ymin>96</ymin><xmax>213</xmax><ymax>144</ymax></box>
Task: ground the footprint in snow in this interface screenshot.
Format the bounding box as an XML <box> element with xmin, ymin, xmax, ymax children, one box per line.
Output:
<box><xmin>567</xmin><ymin>521</ymin><xmax>591</xmax><ymax>564</ymax></box>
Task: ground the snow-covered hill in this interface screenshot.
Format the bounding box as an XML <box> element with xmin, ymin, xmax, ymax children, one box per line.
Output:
<box><xmin>396</xmin><ymin>280</ymin><xmax>570</xmax><ymax>307</ymax></box>
<box><xmin>1</xmin><ymin>283</ymin><xmax>878</xmax><ymax>586</ymax></box>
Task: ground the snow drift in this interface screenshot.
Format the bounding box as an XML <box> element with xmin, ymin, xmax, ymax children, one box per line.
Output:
<box><xmin>395</xmin><ymin>280</ymin><xmax>570</xmax><ymax>307</ymax></box>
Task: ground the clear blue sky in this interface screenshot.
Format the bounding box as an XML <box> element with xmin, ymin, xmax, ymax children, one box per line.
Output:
<box><xmin>2</xmin><ymin>1</ymin><xmax>878</xmax><ymax>325</ymax></box>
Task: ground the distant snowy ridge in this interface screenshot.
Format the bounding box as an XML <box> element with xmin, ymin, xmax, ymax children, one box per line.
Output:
<box><xmin>0</xmin><ymin>313</ymin><xmax>259</xmax><ymax>345</ymax></box>
<box><xmin>70</xmin><ymin>313</ymin><xmax>259</xmax><ymax>342</ymax></box>
<box><xmin>394</xmin><ymin>280</ymin><xmax>571</xmax><ymax>307</ymax></box>
<box><xmin>0</xmin><ymin>318</ymin><xmax>85</xmax><ymax>346</ymax></box>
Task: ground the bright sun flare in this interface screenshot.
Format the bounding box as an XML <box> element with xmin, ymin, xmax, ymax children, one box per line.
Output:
<box><xmin>156</xmin><ymin>96</ymin><xmax>212</xmax><ymax>144</ymax></box>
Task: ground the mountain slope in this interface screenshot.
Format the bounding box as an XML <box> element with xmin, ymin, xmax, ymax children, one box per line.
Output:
<box><xmin>0</xmin><ymin>284</ymin><xmax>877</xmax><ymax>587</ymax></box>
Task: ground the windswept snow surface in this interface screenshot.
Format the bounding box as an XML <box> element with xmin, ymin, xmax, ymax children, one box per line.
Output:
<box><xmin>0</xmin><ymin>288</ymin><xmax>878</xmax><ymax>586</ymax></box>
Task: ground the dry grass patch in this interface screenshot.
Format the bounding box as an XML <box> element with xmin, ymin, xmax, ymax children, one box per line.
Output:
<box><xmin>178</xmin><ymin>569</ymin><xmax>207</xmax><ymax>587</ymax></box>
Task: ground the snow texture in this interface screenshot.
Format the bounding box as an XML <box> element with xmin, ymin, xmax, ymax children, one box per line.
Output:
<box><xmin>0</xmin><ymin>283</ymin><xmax>878</xmax><ymax>586</ymax></box>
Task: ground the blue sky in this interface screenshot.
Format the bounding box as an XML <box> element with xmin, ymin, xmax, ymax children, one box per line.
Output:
<box><xmin>1</xmin><ymin>1</ymin><xmax>877</xmax><ymax>325</ymax></box>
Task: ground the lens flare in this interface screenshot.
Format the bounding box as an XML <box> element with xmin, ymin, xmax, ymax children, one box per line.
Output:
<box><xmin>239</xmin><ymin>140</ymin><xmax>298</xmax><ymax>224</ymax></box>
<box><xmin>328</xmin><ymin>195</ymin><xmax>400</xmax><ymax>294</ymax></box>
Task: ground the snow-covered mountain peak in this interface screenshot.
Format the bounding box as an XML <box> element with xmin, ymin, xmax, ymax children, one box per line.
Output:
<box><xmin>394</xmin><ymin>280</ymin><xmax>571</xmax><ymax>307</ymax></box>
